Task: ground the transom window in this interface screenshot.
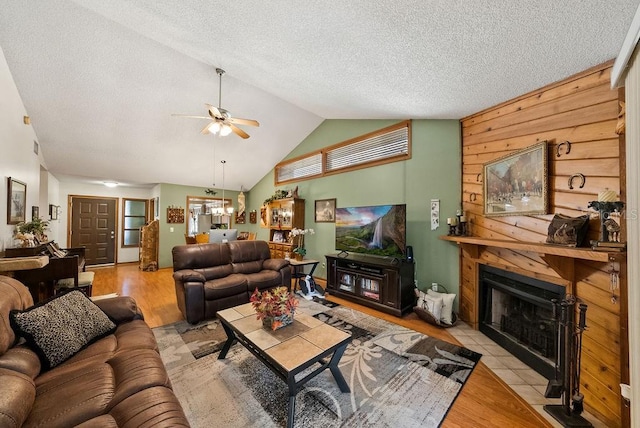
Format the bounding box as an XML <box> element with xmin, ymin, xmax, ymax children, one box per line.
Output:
<box><xmin>275</xmin><ymin>120</ymin><xmax>411</xmax><ymax>185</ymax></box>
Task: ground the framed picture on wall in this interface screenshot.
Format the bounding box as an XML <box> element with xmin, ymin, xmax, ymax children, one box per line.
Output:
<box><xmin>315</xmin><ymin>198</ymin><xmax>336</xmax><ymax>223</ymax></box>
<box><xmin>7</xmin><ymin>177</ymin><xmax>27</xmax><ymax>225</ymax></box>
<box><xmin>483</xmin><ymin>142</ymin><xmax>548</xmax><ymax>216</ymax></box>
<box><xmin>49</xmin><ymin>204</ymin><xmax>59</xmax><ymax>220</ymax></box>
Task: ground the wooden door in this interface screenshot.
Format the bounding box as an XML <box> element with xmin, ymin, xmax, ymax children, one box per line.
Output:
<box><xmin>69</xmin><ymin>196</ymin><xmax>117</xmax><ymax>265</ymax></box>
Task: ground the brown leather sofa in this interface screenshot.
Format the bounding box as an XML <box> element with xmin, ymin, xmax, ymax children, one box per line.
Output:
<box><xmin>0</xmin><ymin>275</ymin><xmax>190</xmax><ymax>428</ymax></box>
<box><xmin>172</xmin><ymin>240</ymin><xmax>291</xmax><ymax>324</ymax></box>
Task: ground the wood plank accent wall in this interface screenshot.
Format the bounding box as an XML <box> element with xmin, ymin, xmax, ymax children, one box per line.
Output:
<box><xmin>459</xmin><ymin>61</ymin><xmax>627</xmax><ymax>427</ymax></box>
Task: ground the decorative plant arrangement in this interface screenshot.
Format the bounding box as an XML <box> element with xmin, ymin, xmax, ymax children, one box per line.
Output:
<box><xmin>263</xmin><ymin>186</ymin><xmax>299</xmax><ymax>205</ymax></box>
<box><xmin>290</xmin><ymin>228</ymin><xmax>315</xmax><ymax>260</ymax></box>
<box><xmin>14</xmin><ymin>216</ymin><xmax>50</xmax><ymax>247</ymax></box>
<box><xmin>250</xmin><ymin>286</ymin><xmax>299</xmax><ymax>331</ymax></box>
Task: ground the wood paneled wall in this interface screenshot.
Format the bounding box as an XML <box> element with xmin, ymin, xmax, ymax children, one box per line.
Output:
<box><xmin>460</xmin><ymin>61</ymin><xmax>627</xmax><ymax>427</ymax></box>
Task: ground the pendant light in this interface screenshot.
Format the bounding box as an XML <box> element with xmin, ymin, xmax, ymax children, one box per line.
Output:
<box><xmin>221</xmin><ymin>160</ymin><xmax>234</xmax><ymax>215</ymax></box>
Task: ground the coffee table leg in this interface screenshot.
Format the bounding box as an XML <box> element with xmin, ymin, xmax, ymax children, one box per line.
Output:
<box><xmin>328</xmin><ymin>343</ymin><xmax>350</xmax><ymax>392</ymax></box>
<box><xmin>287</xmin><ymin>393</ymin><xmax>296</xmax><ymax>428</ymax></box>
<box><xmin>218</xmin><ymin>322</ymin><xmax>236</xmax><ymax>360</ymax></box>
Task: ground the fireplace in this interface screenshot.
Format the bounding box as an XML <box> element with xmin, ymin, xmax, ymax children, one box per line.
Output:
<box><xmin>479</xmin><ymin>265</ymin><xmax>565</xmax><ymax>380</ymax></box>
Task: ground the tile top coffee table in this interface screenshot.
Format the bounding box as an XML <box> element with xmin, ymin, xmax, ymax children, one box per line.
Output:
<box><xmin>217</xmin><ymin>302</ymin><xmax>352</xmax><ymax>428</ymax></box>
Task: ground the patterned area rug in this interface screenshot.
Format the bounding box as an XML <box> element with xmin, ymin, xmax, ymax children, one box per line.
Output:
<box><xmin>153</xmin><ymin>298</ymin><xmax>481</xmax><ymax>428</ymax></box>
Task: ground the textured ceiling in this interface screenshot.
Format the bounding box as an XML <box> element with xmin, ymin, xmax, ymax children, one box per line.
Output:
<box><xmin>0</xmin><ymin>1</ymin><xmax>638</xmax><ymax>190</ymax></box>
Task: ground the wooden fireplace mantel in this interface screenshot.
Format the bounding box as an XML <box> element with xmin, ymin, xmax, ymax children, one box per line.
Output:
<box><xmin>439</xmin><ymin>235</ymin><xmax>622</xmax><ymax>262</ymax></box>
<box><xmin>439</xmin><ymin>235</ymin><xmax>624</xmax><ymax>285</ymax></box>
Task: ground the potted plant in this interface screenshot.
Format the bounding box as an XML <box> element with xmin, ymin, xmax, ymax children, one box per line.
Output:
<box><xmin>290</xmin><ymin>228</ymin><xmax>314</xmax><ymax>261</ymax></box>
<box><xmin>250</xmin><ymin>286</ymin><xmax>299</xmax><ymax>330</ymax></box>
<box><xmin>14</xmin><ymin>216</ymin><xmax>50</xmax><ymax>247</ymax></box>
<box><xmin>292</xmin><ymin>246</ymin><xmax>307</xmax><ymax>261</ymax></box>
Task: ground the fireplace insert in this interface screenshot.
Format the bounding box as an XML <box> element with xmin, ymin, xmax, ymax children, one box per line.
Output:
<box><xmin>479</xmin><ymin>265</ymin><xmax>565</xmax><ymax>379</ymax></box>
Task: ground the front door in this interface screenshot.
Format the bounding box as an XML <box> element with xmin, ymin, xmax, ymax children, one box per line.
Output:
<box><xmin>69</xmin><ymin>196</ymin><xmax>117</xmax><ymax>265</ymax></box>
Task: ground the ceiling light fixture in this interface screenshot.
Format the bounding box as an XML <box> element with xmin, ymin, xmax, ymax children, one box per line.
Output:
<box><xmin>104</xmin><ymin>181</ymin><xmax>118</xmax><ymax>188</ymax></box>
<box><xmin>219</xmin><ymin>124</ymin><xmax>232</xmax><ymax>137</ymax></box>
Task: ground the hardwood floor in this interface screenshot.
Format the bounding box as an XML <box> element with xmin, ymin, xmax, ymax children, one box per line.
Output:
<box><xmin>91</xmin><ymin>263</ymin><xmax>552</xmax><ymax>428</ymax></box>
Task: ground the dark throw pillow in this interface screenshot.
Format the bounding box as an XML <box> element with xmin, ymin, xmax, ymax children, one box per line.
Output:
<box><xmin>10</xmin><ymin>290</ymin><xmax>116</xmax><ymax>370</ymax></box>
<box><xmin>546</xmin><ymin>214</ymin><xmax>590</xmax><ymax>247</ymax></box>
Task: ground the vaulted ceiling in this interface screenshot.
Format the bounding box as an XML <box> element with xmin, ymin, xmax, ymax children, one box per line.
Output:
<box><xmin>1</xmin><ymin>1</ymin><xmax>637</xmax><ymax>190</ymax></box>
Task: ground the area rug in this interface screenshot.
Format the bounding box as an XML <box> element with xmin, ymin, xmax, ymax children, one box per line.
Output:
<box><xmin>153</xmin><ymin>298</ymin><xmax>481</xmax><ymax>427</ymax></box>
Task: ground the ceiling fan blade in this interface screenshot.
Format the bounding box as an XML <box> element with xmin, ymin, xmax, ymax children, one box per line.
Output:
<box><xmin>229</xmin><ymin>117</ymin><xmax>260</xmax><ymax>127</ymax></box>
<box><xmin>229</xmin><ymin>123</ymin><xmax>250</xmax><ymax>139</ymax></box>
<box><xmin>200</xmin><ymin>123</ymin><xmax>212</xmax><ymax>135</ymax></box>
<box><xmin>172</xmin><ymin>114</ymin><xmax>210</xmax><ymax>119</ymax></box>
<box><xmin>206</xmin><ymin>103</ymin><xmax>222</xmax><ymax>118</ymax></box>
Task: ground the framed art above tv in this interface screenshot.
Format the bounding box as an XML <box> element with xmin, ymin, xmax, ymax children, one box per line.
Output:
<box><xmin>483</xmin><ymin>142</ymin><xmax>548</xmax><ymax>217</ymax></box>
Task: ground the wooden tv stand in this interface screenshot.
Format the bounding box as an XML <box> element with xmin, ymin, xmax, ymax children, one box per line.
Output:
<box><xmin>325</xmin><ymin>253</ymin><xmax>415</xmax><ymax>316</ymax></box>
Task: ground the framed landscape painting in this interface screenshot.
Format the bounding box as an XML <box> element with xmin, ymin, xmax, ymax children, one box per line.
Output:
<box><xmin>7</xmin><ymin>177</ymin><xmax>27</xmax><ymax>224</ymax></box>
<box><xmin>483</xmin><ymin>142</ymin><xmax>548</xmax><ymax>216</ymax></box>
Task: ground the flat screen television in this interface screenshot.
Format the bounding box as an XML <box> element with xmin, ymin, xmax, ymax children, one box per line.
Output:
<box><xmin>209</xmin><ymin>228</ymin><xmax>238</xmax><ymax>243</ymax></box>
<box><xmin>335</xmin><ymin>204</ymin><xmax>406</xmax><ymax>258</ymax></box>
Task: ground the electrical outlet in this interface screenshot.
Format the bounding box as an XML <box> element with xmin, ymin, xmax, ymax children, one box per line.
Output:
<box><xmin>322</xmin><ymin>262</ymin><xmax>326</xmax><ymax>269</ymax></box>
<box><xmin>431</xmin><ymin>282</ymin><xmax>438</xmax><ymax>292</ymax></box>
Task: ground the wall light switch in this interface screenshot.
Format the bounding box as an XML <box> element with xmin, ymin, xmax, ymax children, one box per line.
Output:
<box><xmin>169</xmin><ymin>227</ymin><xmax>174</xmax><ymax>233</ymax></box>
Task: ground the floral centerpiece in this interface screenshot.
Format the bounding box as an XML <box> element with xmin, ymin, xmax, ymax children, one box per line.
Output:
<box><xmin>290</xmin><ymin>228</ymin><xmax>315</xmax><ymax>261</ymax></box>
<box><xmin>250</xmin><ymin>286</ymin><xmax>299</xmax><ymax>330</ymax></box>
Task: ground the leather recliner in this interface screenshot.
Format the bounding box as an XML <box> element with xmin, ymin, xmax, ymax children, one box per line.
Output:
<box><xmin>172</xmin><ymin>240</ymin><xmax>291</xmax><ymax>324</ymax></box>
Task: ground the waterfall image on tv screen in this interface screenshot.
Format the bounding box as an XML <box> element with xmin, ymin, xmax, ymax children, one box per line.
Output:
<box><xmin>335</xmin><ymin>204</ymin><xmax>406</xmax><ymax>257</ymax></box>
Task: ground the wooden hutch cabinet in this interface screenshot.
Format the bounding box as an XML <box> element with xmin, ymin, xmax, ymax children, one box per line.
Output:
<box><xmin>266</xmin><ymin>198</ymin><xmax>305</xmax><ymax>259</ymax></box>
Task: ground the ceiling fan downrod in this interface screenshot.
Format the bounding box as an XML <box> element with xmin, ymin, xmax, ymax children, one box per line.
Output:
<box><xmin>216</xmin><ymin>68</ymin><xmax>225</xmax><ymax>109</ymax></box>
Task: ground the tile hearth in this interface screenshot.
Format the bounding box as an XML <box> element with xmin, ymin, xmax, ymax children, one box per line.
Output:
<box><xmin>447</xmin><ymin>322</ymin><xmax>607</xmax><ymax>428</ymax></box>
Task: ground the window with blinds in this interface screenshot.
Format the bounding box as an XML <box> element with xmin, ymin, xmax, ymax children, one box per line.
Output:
<box><xmin>326</xmin><ymin>124</ymin><xmax>409</xmax><ymax>172</ymax></box>
<box><xmin>275</xmin><ymin>121</ymin><xmax>411</xmax><ymax>185</ymax></box>
<box><xmin>275</xmin><ymin>152</ymin><xmax>322</xmax><ymax>183</ymax></box>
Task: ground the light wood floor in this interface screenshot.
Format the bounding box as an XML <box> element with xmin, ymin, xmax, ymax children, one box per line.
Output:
<box><xmin>92</xmin><ymin>263</ymin><xmax>552</xmax><ymax>428</ymax></box>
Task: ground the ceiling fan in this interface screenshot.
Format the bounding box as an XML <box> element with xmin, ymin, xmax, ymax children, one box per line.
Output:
<box><xmin>172</xmin><ymin>68</ymin><xmax>259</xmax><ymax>139</ymax></box>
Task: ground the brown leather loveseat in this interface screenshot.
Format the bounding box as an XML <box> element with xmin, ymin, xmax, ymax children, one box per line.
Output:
<box><xmin>0</xmin><ymin>276</ymin><xmax>189</xmax><ymax>428</ymax></box>
<box><xmin>172</xmin><ymin>240</ymin><xmax>291</xmax><ymax>324</ymax></box>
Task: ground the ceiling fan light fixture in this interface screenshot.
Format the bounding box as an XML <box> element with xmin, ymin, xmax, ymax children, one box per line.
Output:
<box><xmin>173</xmin><ymin>67</ymin><xmax>258</xmax><ymax>139</ymax></box>
<box><xmin>208</xmin><ymin>122</ymin><xmax>221</xmax><ymax>134</ymax></box>
<box><xmin>219</xmin><ymin>124</ymin><xmax>232</xmax><ymax>137</ymax></box>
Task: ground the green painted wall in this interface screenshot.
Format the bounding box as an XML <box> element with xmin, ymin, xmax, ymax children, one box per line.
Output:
<box><xmin>250</xmin><ymin>119</ymin><xmax>462</xmax><ymax>298</ymax></box>
<box><xmin>156</xmin><ymin>119</ymin><xmax>462</xmax><ymax>300</ymax></box>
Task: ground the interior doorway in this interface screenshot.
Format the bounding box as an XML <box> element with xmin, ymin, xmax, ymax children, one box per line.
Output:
<box><xmin>68</xmin><ymin>196</ymin><xmax>118</xmax><ymax>265</ymax></box>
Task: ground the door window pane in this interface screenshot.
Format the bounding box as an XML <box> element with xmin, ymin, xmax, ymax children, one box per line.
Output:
<box><xmin>122</xmin><ymin>199</ymin><xmax>147</xmax><ymax>247</ymax></box>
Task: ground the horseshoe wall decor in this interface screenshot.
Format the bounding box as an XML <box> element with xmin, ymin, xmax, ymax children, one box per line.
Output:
<box><xmin>568</xmin><ymin>173</ymin><xmax>586</xmax><ymax>189</ymax></box>
<box><xmin>556</xmin><ymin>141</ymin><xmax>571</xmax><ymax>157</ymax></box>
